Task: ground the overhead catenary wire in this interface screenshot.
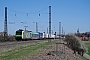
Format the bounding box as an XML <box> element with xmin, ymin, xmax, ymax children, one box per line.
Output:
<box><xmin>0</xmin><ymin>6</ymin><xmax>51</xmax><ymax>32</ymax></box>
<box><xmin>5</xmin><ymin>6</ymin><xmax>49</xmax><ymax>25</ymax></box>
<box><xmin>0</xmin><ymin>6</ymin><xmax>49</xmax><ymax>23</ymax></box>
<box><xmin>8</xmin><ymin>13</ymin><xmax>29</xmax><ymax>24</ymax></box>
<box><xmin>0</xmin><ymin>14</ymin><xmax>4</xmax><ymax>16</ymax></box>
<box><xmin>0</xmin><ymin>13</ymin><xmax>26</xmax><ymax>24</ymax></box>
<box><xmin>8</xmin><ymin>7</ymin><xmax>49</xmax><ymax>15</ymax></box>
<box><xmin>0</xmin><ymin>14</ymin><xmax>4</xmax><ymax>21</ymax></box>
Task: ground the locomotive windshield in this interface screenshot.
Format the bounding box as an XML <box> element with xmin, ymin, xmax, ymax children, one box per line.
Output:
<box><xmin>16</xmin><ymin>31</ymin><xmax>22</xmax><ymax>35</ymax></box>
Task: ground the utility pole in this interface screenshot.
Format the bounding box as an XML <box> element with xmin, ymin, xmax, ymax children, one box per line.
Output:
<box><xmin>4</xmin><ymin>7</ymin><xmax>8</xmax><ymax>41</ymax></box>
<box><xmin>36</xmin><ymin>22</ymin><xmax>38</xmax><ymax>32</ymax></box>
<box><xmin>59</xmin><ymin>22</ymin><xmax>61</xmax><ymax>40</ymax></box>
<box><xmin>52</xmin><ymin>30</ymin><xmax>53</xmax><ymax>34</ymax></box>
<box><xmin>48</xmin><ymin>6</ymin><xmax>51</xmax><ymax>43</ymax></box>
<box><xmin>62</xmin><ymin>27</ymin><xmax>63</xmax><ymax>37</ymax></box>
<box><xmin>33</xmin><ymin>22</ymin><xmax>38</xmax><ymax>32</ymax></box>
<box><xmin>64</xmin><ymin>30</ymin><xmax>65</xmax><ymax>38</ymax></box>
<box><xmin>47</xmin><ymin>27</ymin><xmax>48</xmax><ymax>34</ymax></box>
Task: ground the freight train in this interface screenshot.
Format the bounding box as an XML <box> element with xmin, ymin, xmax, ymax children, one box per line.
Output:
<box><xmin>15</xmin><ymin>29</ymin><xmax>56</xmax><ymax>41</ymax></box>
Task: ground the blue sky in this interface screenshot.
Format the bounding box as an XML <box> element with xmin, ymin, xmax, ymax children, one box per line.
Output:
<box><xmin>0</xmin><ymin>0</ymin><xmax>90</xmax><ymax>35</ymax></box>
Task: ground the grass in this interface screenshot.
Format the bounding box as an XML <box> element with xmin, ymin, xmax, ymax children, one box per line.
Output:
<box><xmin>0</xmin><ymin>42</ymin><xmax>51</xmax><ymax>60</ymax></box>
<box><xmin>82</xmin><ymin>41</ymin><xmax>90</xmax><ymax>60</ymax></box>
<box><xmin>83</xmin><ymin>41</ymin><xmax>90</xmax><ymax>55</ymax></box>
<box><xmin>87</xmin><ymin>46</ymin><xmax>90</xmax><ymax>55</ymax></box>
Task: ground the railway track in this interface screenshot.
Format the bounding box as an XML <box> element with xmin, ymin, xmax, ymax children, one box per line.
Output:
<box><xmin>0</xmin><ymin>39</ymin><xmax>53</xmax><ymax>52</ymax></box>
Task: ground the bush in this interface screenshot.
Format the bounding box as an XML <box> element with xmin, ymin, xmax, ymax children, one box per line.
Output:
<box><xmin>65</xmin><ymin>35</ymin><xmax>86</xmax><ymax>56</ymax></box>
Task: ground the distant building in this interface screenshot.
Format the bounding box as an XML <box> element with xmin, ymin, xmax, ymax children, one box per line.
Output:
<box><xmin>75</xmin><ymin>31</ymin><xmax>90</xmax><ymax>41</ymax></box>
<box><xmin>89</xmin><ymin>37</ymin><xmax>90</xmax><ymax>40</ymax></box>
<box><xmin>76</xmin><ymin>32</ymin><xmax>90</xmax><ymax>41</ymax></box>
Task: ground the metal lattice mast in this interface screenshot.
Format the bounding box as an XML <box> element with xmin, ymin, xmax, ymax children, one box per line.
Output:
<box><xmin>4</xmin><ymin>7</ymin><xmax>8</xmax><ymax>34</ymax></box>
<box><xmin>4</xmin><ymin>7</ymin><xmax>8</xmax><ymax>40</ymax></box>
<box><xmin>49</xmin><ymin>6</ymin><xmax>51</xmax><ymax>38</ymax></box>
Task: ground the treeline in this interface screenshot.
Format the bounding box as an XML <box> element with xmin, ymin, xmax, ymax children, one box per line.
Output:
<box><xmin>0</xmin><ymin>35</ymin><xmax>15</xmax><ymax>42</ymax></box>
<box><xmin>75</xmin><ymin>32</ymin><xmax>90</xmax><ymax>40</ymax></box>
<box><xmin>75</xmin><ymin>32</ymin><xmax>90</xmax><ymax>37</ymax></box>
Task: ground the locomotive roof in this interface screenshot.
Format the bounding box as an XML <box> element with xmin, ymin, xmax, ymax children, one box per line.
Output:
<box><xmin>16</xmin><ymin>29</ymin><xmax>24</xmax><ymax>32</ymax></box>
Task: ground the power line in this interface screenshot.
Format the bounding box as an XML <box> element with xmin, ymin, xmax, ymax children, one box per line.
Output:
<box><xmin>8</xmin><ymin>7</ymin><xmax>49</xmax><ymax>14</ymax></box>
<box><xmin>0</xmin><ymin>14</ymin><xmax>4</xmax><ymax>21</ymax></box>
<box><xmin>7</xmin><ymin>13</ymin><xmax>28</xmax><ymax>24</ymax></box>
<box><xmin>0</xmin><ymin>13</ymin><xmax>21</xmax><ymax>23</ymax></box>
<box><xmin>0</xmin><ymin>5</ymin><xmax>49</xmax><ymax>14</ymax></box>
<box><xmin>0</xmin><ymin>14</ymin><xmax>4</xmax><ymax>16</ymax></box>
<box><xmin>0</xmin><ymin>12</ymin><xmax>22</xmax><ymax>23</ymax></box>
<box><xmin>0</xmin><ymin>6</ymin><xmax>51</xmax><ymax>33</ymax></box>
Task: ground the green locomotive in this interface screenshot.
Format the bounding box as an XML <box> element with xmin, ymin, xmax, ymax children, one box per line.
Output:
<box><xmin>15</xmin><ymin>29</ymin><xmax>41</xmax><ymax>41</ymax></box>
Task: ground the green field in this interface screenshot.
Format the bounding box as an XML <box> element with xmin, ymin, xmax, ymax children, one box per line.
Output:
<box><xmin>83</xmin><ymin>41</ymin><xmax>90</xmax><ymax>55</ymax></box>
<box><xmin>0</xmin><ymin>42</ymin><xmax>52</xmax><ymax>60</ymax></box>
<box><xmin>87</xmin><ymin>45</ymin><xmax>90</xmax><ymax>55</ymax></box>
<box><xmin>82</xmin><ymin>41</ymin><xmax>90</xmax><ymax>60</ymax></box>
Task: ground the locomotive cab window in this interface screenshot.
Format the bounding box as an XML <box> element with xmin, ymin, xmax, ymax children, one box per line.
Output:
<box><xmin>16</xmin><ymin>31</ymin><xmax>22</xmax><ymax>35</ymax></box>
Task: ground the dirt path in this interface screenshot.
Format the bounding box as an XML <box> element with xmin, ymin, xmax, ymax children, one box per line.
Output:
<box><xmin>84</xmin><ymin>53</ymin><xmax>90</xmax><ymax>60</ymax></box>
<box><xmin>22</xmin><ymin>40</ymin><xmax>84</xmax><ymax>60</ymax></box>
